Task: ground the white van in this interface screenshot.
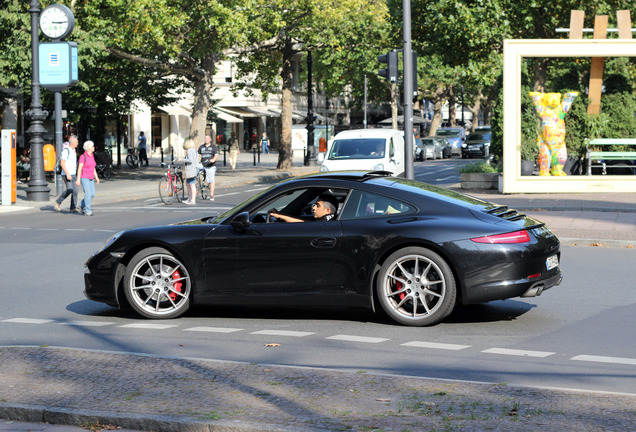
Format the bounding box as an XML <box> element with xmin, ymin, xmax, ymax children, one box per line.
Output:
<box><xmin>318</xmin><ymin>129</ymin><xmax>405</xmax><ymax>176</ymax></box>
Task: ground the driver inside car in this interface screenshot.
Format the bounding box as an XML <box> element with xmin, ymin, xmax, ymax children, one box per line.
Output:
<box><xmin>269</xmin><ymin>193</ymin><xmax>338</xmax><ymax>222</ymax></box>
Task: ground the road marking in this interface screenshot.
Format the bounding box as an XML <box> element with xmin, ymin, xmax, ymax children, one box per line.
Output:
<box><xmin>252</xmin><ymin>330</ymin><xmax>315</xmax><ymax>337</ymax></box>
<box><xmin>436</xmin><ymin>176</ymin><xmax>457</xmax><ymax>181</ymax></box>
<box><xmin>327</xmin><ymin>335</ymin><xmax>389</xmax><ymax>344</ymax></box>
<box><xmin>571</xmin><ymin>355</ymin><xmax>636</xmax><ymax>366</ymax></box>
<box><xmin>2</xmin><ymin>318</ymin><xmax>53</xmax><ymax>324</ymax></box>
<box><xmin>402</xmin><ymin>341</ymin><xmax>471</xmax><ymax>351</ymax></box>
<box><xmin>184</xmin><ymin>326</ymin><xmax>243</xmax><ymax>333</ymax></box>
<box><xmin>59</xmin><ymin>321</ymin><xmax>115</xmax><ymax>327</ymax></box>
<box><xmin>119</xmin><ymin>323</ymin><xmax>179</xmax><ymax>330</ymax></box>
<box><xmin>9</xmin><ymin>227</ymin><xmax>29</xmax><ymax>230</ymax></box>
<box><xmin>37</xmin><ymin>228</ymin><xmax>58</xmax><ymax>231</ymax></box>
<box><xmin>65</xmin><ymin>228</ymin><xmax>87</xmax><ymax>231</ymax></box>
<box><xmin>482</xmin><ymin>348</ymin><xmax>555</xmax><ymax>358</ymax></box>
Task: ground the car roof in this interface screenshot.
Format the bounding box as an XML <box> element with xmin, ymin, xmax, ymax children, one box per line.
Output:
<box><xmin>299</xmin><ymin>170</ymin><xmax>394</xmax><ymax>182</ymax></box>
<box><xmin>334</xmin><ymin>129</ymin><xmax>401</xmax><ymax>139</ymax></box>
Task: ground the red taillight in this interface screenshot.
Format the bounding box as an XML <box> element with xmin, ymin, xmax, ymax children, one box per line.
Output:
<box><xmin>471</xmin><ymin>230</ymin><xmax>530</xmax><ymax>244</ymax></box>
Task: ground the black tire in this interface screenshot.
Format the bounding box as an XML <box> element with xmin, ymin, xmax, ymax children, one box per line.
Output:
<box><xmin>123</xmin><ymin>247</ymin><xmax>191</xmax><ymax>319</ymax></box>
<box><xmin>158</xmin><ymin>177</ymin><xmax>176</xmax><ymax>205</ymax></box>
<box><xmin>376</xmin><ymin>247</ymin><xmax>456</xmax><ymax>326</ymax></box>
<box><xmin>198</xmin><ymin>171</ymin><xmax>209</xmax><ymax>200</ymax></box>
<box><xmin>126</xmin><ymin>154</ymin><xmax>137</xmax><ymax>169</ymax></box>
<box><xmin>174</xmin><ymin>175</ymin><xmax>185</xmax><ymax>202</ymax></box>
<box><xmin>102</xmin><ymin>169</ymin><xmax>111</xmax><ymax>179</ymax></box>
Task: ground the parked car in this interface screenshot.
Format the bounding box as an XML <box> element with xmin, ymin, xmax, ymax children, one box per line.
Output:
<box><xmin>434</xmin><ymin>137</ymin><xmax>453</xmax><ymax>158</ymax></box>
<box><xmin>420</xmin><ymin>137</ymin><xmax>443</xmax><ymax>160</ymax></box>
<box><xmin>463</xmin><ymin>131</ymin><xmax>492</xmax><ymax>158</ymax></box>
<box><xmin>84</xmin><ymin>171</ymin><xmax>562</xmax><ymax>327</ymax></box>
<box><xmin>435</xmin><ymin>127</ymin><xmax>466</xmax><ymax>156</ymax></box>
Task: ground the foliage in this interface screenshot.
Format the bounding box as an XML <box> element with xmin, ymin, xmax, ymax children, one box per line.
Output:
<box><xmin>458</xmin><ymin>161</ymin><xmax>501</xmax><ymax>174</ymax></box>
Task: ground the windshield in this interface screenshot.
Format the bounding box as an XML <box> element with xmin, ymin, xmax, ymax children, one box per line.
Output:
<box><xmin>328</xmin><ymin>138</ymin><xmax>386</xmax><ymax>160</ymax></box>
<box><xmin>468</xmin><ymin>132</ymin><xmax>491</xmax><ymax>140</ymax></box>
<box><xmin>436</xmin><ymin>129</ymin><xmax>460</xmax><ymax>138</ymax></box>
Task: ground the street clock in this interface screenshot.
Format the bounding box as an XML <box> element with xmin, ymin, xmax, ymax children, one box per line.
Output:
<box><xmin>39</xmin><ymin>4</ymin><xmax>75</xmax><ymax>40</ymax></box>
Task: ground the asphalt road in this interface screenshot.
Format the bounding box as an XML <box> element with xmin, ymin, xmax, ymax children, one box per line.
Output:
<box><xmin>1</xmin><ymin>171</ymin><xmax>635</xmax><ymax>396</ymax></box>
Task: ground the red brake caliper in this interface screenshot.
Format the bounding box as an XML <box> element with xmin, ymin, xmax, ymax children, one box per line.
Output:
<box><xmin>394</xmin><ymin>281</ymin><xmax>405</xmax><ymax>300</ymax></box>
<box><xmin>170</xmin><ymin>270</ymin><xmax>182</xmax><ymax>301</ymax></box>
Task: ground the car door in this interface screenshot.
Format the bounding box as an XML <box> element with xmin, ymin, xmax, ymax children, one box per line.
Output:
<box><xmin>234</xmin><ymin>220</ymin><xmax>346</xmax><ymax>298</ymax></box>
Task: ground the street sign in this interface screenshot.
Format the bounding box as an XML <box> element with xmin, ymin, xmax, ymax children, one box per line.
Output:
<box><xmin>38</xmin><ymin>42</ymin><xmax>78</xmax><ymax>91</ymax></box>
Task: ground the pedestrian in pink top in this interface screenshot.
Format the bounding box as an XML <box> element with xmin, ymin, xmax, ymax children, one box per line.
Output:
<box><xmin>75</xmin><ymin>140</ymin><xmax>100</xmax><ymax>216</ymax></box>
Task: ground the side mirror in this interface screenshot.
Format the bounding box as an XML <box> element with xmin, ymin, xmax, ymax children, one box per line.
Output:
<box><xmin>317</xmin><ymin>153</ymin><xmax>325</xmax><ymax>163</ymax></box>
<box><xmin>230</xmin><ymin>211</ymin><xmax>251</xmax><ymax>232</ymax></box>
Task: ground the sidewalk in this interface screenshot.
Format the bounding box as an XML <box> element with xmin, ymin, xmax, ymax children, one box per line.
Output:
<box><xmin>3</xmin><ymin>150</ymin><xmax>636</xmax><ymax>247</ymax></box>
<box><xmin>0</xmin><ymin>346</ymin><xmax>634</xmax><ymax>432</ymax></box>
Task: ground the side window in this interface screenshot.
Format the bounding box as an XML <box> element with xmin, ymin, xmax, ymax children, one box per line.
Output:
<box><xmin>340</xmin><ymin>190</ymin><xmax>414</xmax><ymax>220</ymax></box>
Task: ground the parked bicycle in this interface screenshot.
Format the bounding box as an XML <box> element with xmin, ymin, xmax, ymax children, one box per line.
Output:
<box><xmin>126</xmin><ymin>147</ymin><xmax>139</xmax><ymax>169</ymax></box>
<box><xmin>158</xmin><ymin>163</ymin><xmax>185</xmax><ymax>205</ymax></box>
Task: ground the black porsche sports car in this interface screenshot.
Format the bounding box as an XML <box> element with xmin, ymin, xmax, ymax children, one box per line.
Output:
<box><xmin>84</xmin><ymin>171</ymin><xmax>562</xmax><ymax>326</ymax></box>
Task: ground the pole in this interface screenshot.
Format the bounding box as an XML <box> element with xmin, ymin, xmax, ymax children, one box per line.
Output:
<box><xmin>25</xmin><ymin>0</ymin><xmax>50</xmax><ymax>201</ymax></box>
<box><xmin>54</xmin><ymin>92</ymin><xmax>63</xmax><ymax>195</ymax></box>
<box><xmin>364</xmin><ymin>76</ymin><xmax>368</xmax><ymax>129</ymax></box>
<box><xmin>305</xmin><ymin>51</ymin><xmax>317</xmax><ymax>166</ymax></box>
<box><xmin>402</xmin><ymin>0</ymin><xmax>415</xmax><ymax>180</ymax></box>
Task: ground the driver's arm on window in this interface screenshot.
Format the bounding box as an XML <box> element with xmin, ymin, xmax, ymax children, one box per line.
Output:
<box><xmin>269</xmin><ymin>211</ymin><xmax>304</xmax><ymax>223</ymax></box>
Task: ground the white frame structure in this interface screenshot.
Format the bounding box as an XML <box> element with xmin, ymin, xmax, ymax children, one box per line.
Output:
<box><xmin>502</xmin><ymin>39</ymin><xmax>636</xmax><ymax>193</ymax></box>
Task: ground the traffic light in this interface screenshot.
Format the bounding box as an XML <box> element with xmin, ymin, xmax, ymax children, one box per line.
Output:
<box><xmin>411</xmin><ymin>51</ymin><xmax>418</xmax><ymax>96</ymax></box>
<box><xmin>378</xmin><ymin>50</ymin><xmax>398</xmax><ymax>83</ymax></box>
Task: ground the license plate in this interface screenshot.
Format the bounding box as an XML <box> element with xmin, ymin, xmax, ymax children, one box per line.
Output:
<box><xmin>546</xmin><ymin>255</ymin><xmax>558</xmax><ymax>270</ymax></box>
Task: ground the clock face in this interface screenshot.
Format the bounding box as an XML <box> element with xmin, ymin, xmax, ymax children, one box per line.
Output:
<box><xmin>40</xmin><ymin>5</ymin><xmax>75</xmax><ymax>39</ymax></box>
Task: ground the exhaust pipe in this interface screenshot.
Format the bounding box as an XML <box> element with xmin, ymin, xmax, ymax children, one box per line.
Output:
<box><xmin>522</xmin><ymin>283</ymin><xmax>545</xmax><ymax>298</ymax></box>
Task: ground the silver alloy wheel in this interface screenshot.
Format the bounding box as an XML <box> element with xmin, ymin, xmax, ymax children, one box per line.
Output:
<box><xmin>124</xmin><ymin>248</ymin><xmax>191</xmax><ymax>319</ymax></box>
<box><xmin>377</xmin><ymin>247</ymin><xmax>456</xmax><ymax>326</ymax></box>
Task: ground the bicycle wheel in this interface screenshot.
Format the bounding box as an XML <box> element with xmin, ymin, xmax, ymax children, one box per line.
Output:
<box><xmin>198</xmin><ymin>171</ymin><xmax>209</xmax><ymax>200</ymax></box>
<box><xmin>158</xmin><ymin>176</ymin><xmax>176</xmax><ymax>205</ymax></box>
<box><xmin>174</xmin><ymin>175</ymin><xmax>185</xmax><ymax>202</ymax></box>
<box><xmin>126</xmin><ymin>154</ymin><xmax>136</xmax><ymax>169</ymax></box>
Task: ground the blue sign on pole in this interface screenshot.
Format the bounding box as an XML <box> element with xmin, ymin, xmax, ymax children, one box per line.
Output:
<box><xmin>39</xmin><ymin>42</ymin><xmax>79</xmax><ymax>91</ymax></box>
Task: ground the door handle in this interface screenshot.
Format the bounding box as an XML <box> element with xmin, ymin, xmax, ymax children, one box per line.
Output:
<box><xmin>310</xmin><ymin>237</ymin><xmax>337</xmax><ymax>248</ymax></box>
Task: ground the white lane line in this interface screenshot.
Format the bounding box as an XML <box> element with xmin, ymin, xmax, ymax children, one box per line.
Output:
<box><xmin>572</xmin><ymin>355</ymin><xmax>636</xmax><ymax>366</ymax></box>
<box><xmin>9</xmin><ymin>227</ymin><xmax>29</xmax><ymax>230</ymax></box>
<box><xmin>482</xmin><ymin>348</ymin><xmax>555</xmax><ymax>358</ymax></box>
<box><xmin>251</xmin><ymin>330</ymin><xmax>315</xmax><ymax>337</ymax></box>
<box><xmin>36</xmin><ymin>228</ymin><xmax>58</xmax><ymax>231</ymax></box>
<box><xmin>119</xmin><ymin>323</ymin><xmax>178</xmax><ymax>330</ymax></box>
<box><xmin>326</xmin><ymin>335</ymin><xmax>389</xmax><ymax>344</ymax></box>
<box><xmin>59</xmin><ymin>321</ymin><xmax>115</xmax><ymax>327</ymax></box>
<box><xmin>184</xmin><ymin>326</ymin><xmax>243</xmax><ymax>333</ymax></box>
<box><xmin>65</xmin><ymin>228</ymin><xmax>87</xmax><ymax>231</ymax></box>
<box><xmin>436</xmin><ymin>176</ymin><xmax>457</xmax><ymax>181</ymax></box>
<box><xmin>2</xmin><ymin>318</ymin><xmax>53</xmax><ymax>324</ymax></box>
<box><xmin>402</xmin><ymin>341</ymin><xmax>471</xmax><ymax>351</ymax></box>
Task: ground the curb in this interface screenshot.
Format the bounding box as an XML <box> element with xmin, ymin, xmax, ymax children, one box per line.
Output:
<box><xmin>0</xmin><ymin>404</ymin><xmax>297</xmax><ymax>432</ymax></box>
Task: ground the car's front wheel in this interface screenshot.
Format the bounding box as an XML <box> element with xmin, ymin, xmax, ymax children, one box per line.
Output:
<box><xmin>124</xmin><ymin>247</ymin><xmax>191</xmax><ymax>319</ymax></box>
<box><xmin>377</xmin><ymin>247</ymin><xmax>456</xmax><ymax>326</ymax></box>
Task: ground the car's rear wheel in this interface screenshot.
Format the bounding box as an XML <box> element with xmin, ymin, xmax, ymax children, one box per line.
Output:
<box><xmin>124</xmin><ymin>247</ymin><xmax>191</xmax><ymax>319</ymax></box>
<box><xmin>377</xmin><ymin>247</ymin><xmax>456</xmax><ymax>326</ymax></box>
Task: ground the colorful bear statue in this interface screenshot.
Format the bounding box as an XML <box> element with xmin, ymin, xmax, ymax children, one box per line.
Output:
<box><xmin>528</xmin><ymin>91</ymin><xmax>578</xmax><ymax>176</ymax></box>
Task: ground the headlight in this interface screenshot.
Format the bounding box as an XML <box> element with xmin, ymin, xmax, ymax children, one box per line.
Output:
<box><xmin>462</xmin><ymin>143</ymin><xmax>467</xmax><ymax>148</ymax></box>
<box><xmin>320</xmin><ymin>165</ymin><xmax>329</xmax><ymax>172</ymax></box>
<box><xmin>372</xmin><ymin>163</ymin><xmax>385</xmax><ymax>171</ymax></box>
<box><xmin>98</xmin><ymin>231</ymin><xmax>124</xmax><ymax>253</ymax></box>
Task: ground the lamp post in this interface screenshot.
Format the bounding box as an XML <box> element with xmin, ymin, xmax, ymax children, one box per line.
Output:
<box><xmin>25</xmin><ymin>0</ymin><xmax>50</xmax><ymax>201</ymax></box>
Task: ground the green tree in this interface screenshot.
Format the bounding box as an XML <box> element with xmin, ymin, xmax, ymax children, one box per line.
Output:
<box><xmin>231</xmin><ymin>0</ymin><xmax>390</xmax><ymax>169</ymax></box>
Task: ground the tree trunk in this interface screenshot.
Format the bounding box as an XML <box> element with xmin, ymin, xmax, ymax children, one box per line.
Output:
<box><xmin>428</xmin><ymin>85</ymin><xmax>446</xmax><ymax>136</ymax></box>
<box><xmin>532</xmin><ymin>58</ymin><xmax>548</xmax><ymax>92</ymax></box>
<box><xmin>448</xmin><ymin>86</ymin><xmax>456</xmax><ymax>126</ymax></box>
<box><xmin>277</xmin><ymin>47</ymin><xmax>294</xmax><ymax>170</ymax></box>
<box><xmin>189</xmin><ymin>55</ymin><xmax>216</xmax><ymax>147</ymax></box>
<box><xmin>467</xmin><ymin>89</ymin><xmax>483</xmax><ymax>132</ymax></box>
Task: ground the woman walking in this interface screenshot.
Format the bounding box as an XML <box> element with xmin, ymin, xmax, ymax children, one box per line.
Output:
<box><xmin>75</xmin><ymin>140</ymin><xmax>100</xmax><ymax>216</ymax></box>
<box><xmin>181</xmin><ymin>139</ymin><xmax>198</xmax><ymax>205</ymax></box>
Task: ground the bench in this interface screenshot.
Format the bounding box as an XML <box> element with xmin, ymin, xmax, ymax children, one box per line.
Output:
<box><xmin>585</xmin><ymin>138</ymin><xmax>636</xmax><ymax>175</ymax></box>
